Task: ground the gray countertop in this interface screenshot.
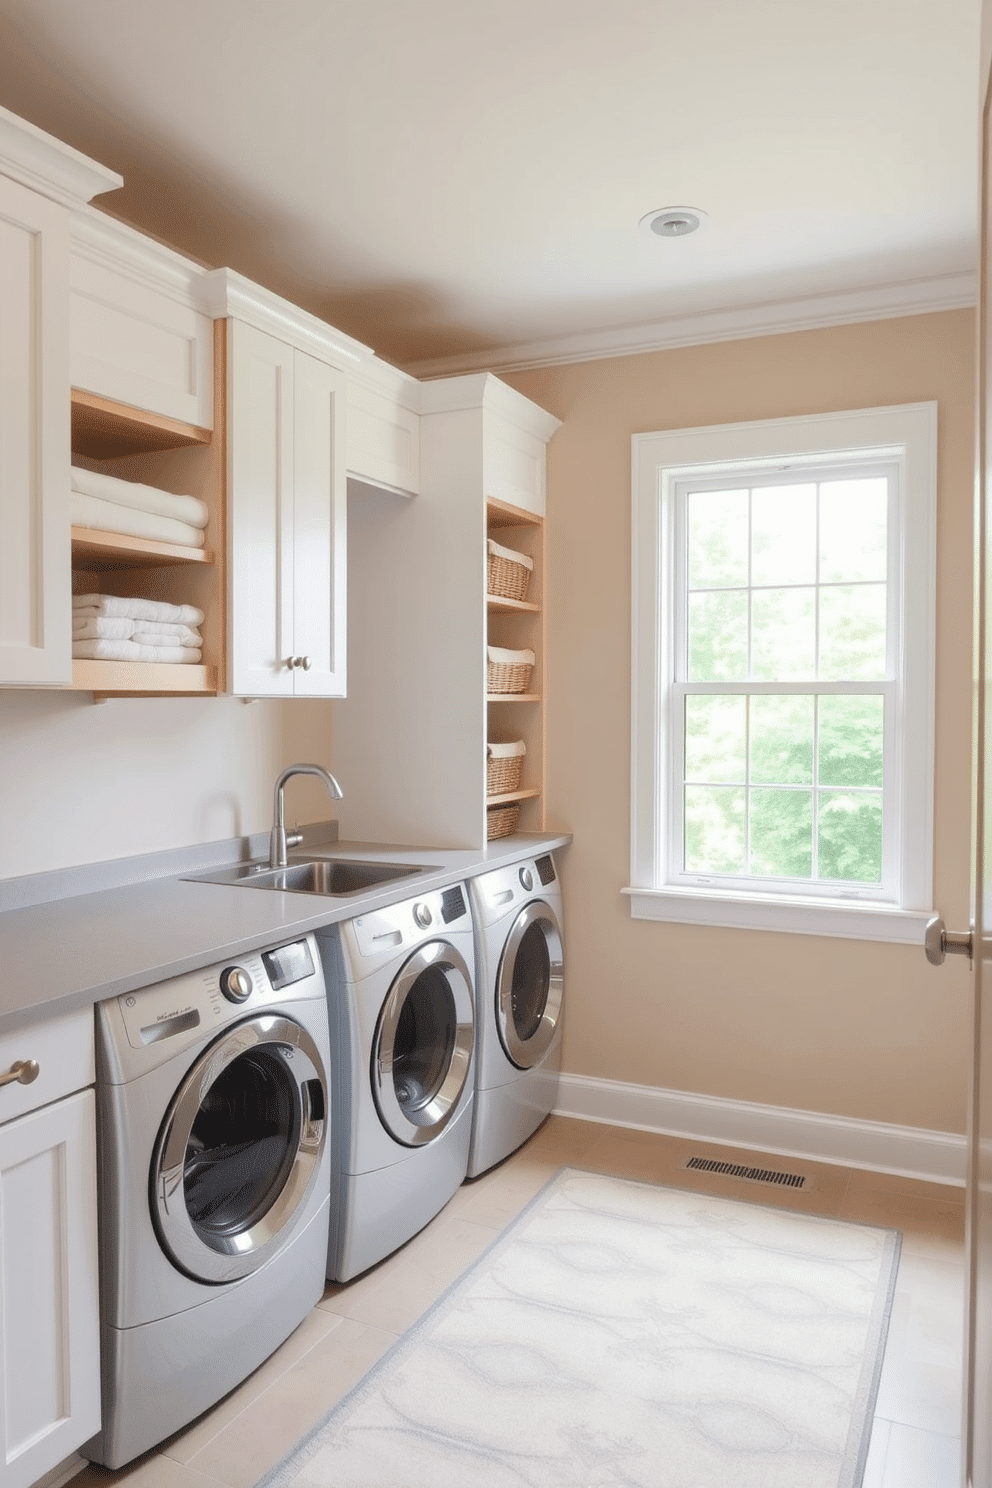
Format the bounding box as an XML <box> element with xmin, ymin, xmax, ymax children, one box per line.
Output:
<box><xmin>0</xmin><ymin>831</ymin><xmax>571</xmax><ymax>1035</ymax></box>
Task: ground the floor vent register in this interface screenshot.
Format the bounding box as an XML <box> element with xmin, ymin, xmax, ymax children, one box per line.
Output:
<box><xmin>684</xmin><ymin>1156</ymin><xmax>807</xmax><ymax>1189</ymax></box>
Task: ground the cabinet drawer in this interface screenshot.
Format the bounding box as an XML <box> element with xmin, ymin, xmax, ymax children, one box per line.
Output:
<box><xmin>70</xmin><ymin>252</ymin><xmax>214</xmax><ymax>430</ymax></box>
<box><xmin>0</xmin><ymin>1008</ymin><xmax>94</xmax><ymax>1123</ymax></box>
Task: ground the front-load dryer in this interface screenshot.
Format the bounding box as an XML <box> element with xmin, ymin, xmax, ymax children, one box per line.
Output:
<box><xmin>316</xmin><ymin>883</ymin><xmax>475</xmax><ymax>1282</ymax></box>
<box><xmin>87</xmin><ymin>935</ymin><xmax>331</xmax><ymax>1469</ymax></box>
<box><xmin>467</xmin><ymin>851</ymin><xmax>564</xmax><ymax>1178</ymax></box>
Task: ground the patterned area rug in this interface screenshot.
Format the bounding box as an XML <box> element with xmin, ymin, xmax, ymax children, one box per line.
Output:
<box><xmin>264</xmin><ymin>1169</ymin><xmax>900</xmax><ymax>1488</ymax></box>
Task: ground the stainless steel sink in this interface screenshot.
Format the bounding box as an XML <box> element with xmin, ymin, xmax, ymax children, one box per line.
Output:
<box><xmin>184</xmin><ymin>858</ymin><xmax>432</xmax><ymax>896</ymax></box>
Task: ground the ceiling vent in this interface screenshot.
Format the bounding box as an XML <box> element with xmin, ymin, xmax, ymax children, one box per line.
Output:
<box><xmin>639</xmin><ymin>206</ymin><xmax>708</xmax><ymax>238</ymax></box>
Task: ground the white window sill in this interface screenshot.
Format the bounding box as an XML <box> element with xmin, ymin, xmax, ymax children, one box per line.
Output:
<box><xmin>623</xmin><ymin>886</ymin><xmax>931</xmax><ymax>944</ymax></box>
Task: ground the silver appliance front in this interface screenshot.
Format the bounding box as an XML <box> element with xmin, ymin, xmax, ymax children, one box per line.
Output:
<box><xmin>495</xmin><ymin>899</ymin><xmax>564</xmax><ymax>1070</ymax></box>
<box><xmin>151</xmin><ymin>1013</ymin><xmax>327</xmax><ymax>1284</ymax></box>
<box><xmin>372</xmin><ymin>940</ymin><xmax>474</xmax><ymax>1147</ymax></box>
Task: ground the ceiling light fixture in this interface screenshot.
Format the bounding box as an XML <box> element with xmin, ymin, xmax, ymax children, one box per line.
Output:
<box><xmin>639</xmin><ymin>206</ymin><xmax>708</xmax><ymax>238</ymax></box>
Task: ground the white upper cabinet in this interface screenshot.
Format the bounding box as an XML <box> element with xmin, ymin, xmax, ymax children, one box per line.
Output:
<box><xmin>69</xmin><ymin>210</ymin><xmax>214</xmax><ymax>430</ymax></box>
<box><xmin>227</xmin><ymin>318</ymin><xmax>348</xmax><ymax>696</ymax></box>
<box><xmin>0</xmin><ymin>107</ymin><xmax>120</xmax><ymax>688</ymax></box>
<box><xmin>347</xmin><ymin>366</ymin><xmax>420</xmax><ymax>497</ymax></box>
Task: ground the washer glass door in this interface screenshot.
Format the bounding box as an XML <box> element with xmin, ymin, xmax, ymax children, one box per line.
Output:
<box><xmin>496</xmin><ymin>901</ymin><xmax>564</xmax><ymax>1069</ymax></box>
<box><xmin>373</xmin><ymin>941</ymin><xmax>474</xmax><ymax>1147</ymax></box>
<box><xmin>151</xmin><ymin>1014</ymin><xmax>327</xmax><ymax>1283</ymax></box>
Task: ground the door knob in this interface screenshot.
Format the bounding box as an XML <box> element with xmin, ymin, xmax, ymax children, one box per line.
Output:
<box><xmin>924</xmin><ymin>915</ymin><xmax>973</xmax><ymax>966</ymax></box>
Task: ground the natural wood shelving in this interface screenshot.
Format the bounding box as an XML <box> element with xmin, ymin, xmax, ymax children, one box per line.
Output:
<box><xmin>69</xmin><ymin>324</ymin><xmax>227</xmax><ymax>699</ymax></box>
<box><xmin>71</xmin><ymin>389</ymin><xmax>211</xmax><ymax>460</ymax></box>
<box><xmin>487</xmin><ymin>592</ymin><xmax>540</xmax><ymax>614</ymax></box>
<box><xmin>71</xmin><ymin>527</ymin><xmax>215</xmax><ymax>570</ymax></box>
<box><xmin>485</xmin><ymin>786</ymin><xmax>541</xmax><ymax>806</ymax></box>
<box><xmin>487</xmin><ymin>692</ymin><xmax>541</xmax><ymax>703</ymax></box>
<box><xmin>71</xmin><ymin>660</ymin><xmax>217</xmax><ymax>698</ymax></box>
<box><xmin>486</xmin><ymin>495</ymin><xmax>543</xmax><ymax>531</ymax></box>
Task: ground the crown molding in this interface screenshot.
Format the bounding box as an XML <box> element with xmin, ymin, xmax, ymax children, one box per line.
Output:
<box><xmin>416</xmin><ymin>369</ymin><xmax>562</xmax><ymax>437</ymax></box>
<box><xmin>0</xmin><ymin>104</ymin><xmax>121</xmax><ymax>209</ymax></box>
<box><xmin>405</xmin><ymin>271</ymin><xmax>978</xmax><ymax>379</ymax></box>
<box><xmin>196</xmin><ymin>267</ymin><xmax>375</xmax><ymax>369</ymax></box>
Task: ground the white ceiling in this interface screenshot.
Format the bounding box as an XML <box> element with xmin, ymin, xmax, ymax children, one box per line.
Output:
<box><xmin>0</xmin><ymin>0</ymin><xmax>981</xmax><ymax>373</ymax></box>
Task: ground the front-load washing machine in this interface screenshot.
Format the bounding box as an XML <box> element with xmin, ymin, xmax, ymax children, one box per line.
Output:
<box><xmin>316</xmin><ymin>883</ymin><xmax>475</xmax><ymax>1282</ymax></box>
<box><xmin>87</xmin><ymin>935</ymin><xmax>331</xmax><ymax>1469</ymax></box>
<box><xmin>467</xmin><ymin>851</ymin><xmax>565</xmax><ymax>1178</ymax></box>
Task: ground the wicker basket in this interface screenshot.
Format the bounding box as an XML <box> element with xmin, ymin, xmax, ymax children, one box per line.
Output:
<box><xmin>487</xmin><ymin>546</ymin><xmax>532</xmax><ymax>603</ymax></box>
<box><xmin>487</xmin><ymin>748</ymin><xmax>524</xmax><ymax>796</ymax></box>
<box><xmin>487</xmin><ymin>657</ymin><xmax>534</xmax><ymax>694</ymax></box>
<box><xmin>486</xmin><ymin>802</ymin><xmax>520</xmax><ymax>840</ymax></box>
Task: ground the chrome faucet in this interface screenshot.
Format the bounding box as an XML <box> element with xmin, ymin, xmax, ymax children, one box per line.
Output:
<box><xmin>269</xmin><ymin>763</ymin><xmax>344</xmax><ymax>869</ymax></box>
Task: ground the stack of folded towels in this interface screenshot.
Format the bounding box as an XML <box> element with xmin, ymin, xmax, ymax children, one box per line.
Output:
<box><xmin>71</xmin><ymin>466</ymin><xmax>209</xmax><ymax>549</ymax></box>
<box><xmin>72</xmin><ymin>594</ymin><xmax>204</xmax><ymax>664</ymax></box>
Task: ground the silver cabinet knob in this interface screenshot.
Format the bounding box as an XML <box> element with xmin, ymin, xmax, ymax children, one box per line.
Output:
<box><xmin>300</xmin><ymin>655</ymin><xmax>312</xmax><ymax>672</ymax></box>
<box><xmin>0</xmin><ymin>1059</ymin><xmax>40</xmax><ymax>1090</ymax></box>
<box><xmin>924</xmin><ymin>915</ymin><xmax>973</xmax><ymax>966</ymax></box>
<box><xmin>287</xmin><ymin>656</ymin><xmax>313</xmax><ymax>672</ymax></box>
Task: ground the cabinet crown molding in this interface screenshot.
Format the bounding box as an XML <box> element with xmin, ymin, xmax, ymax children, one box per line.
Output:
<box><xmin>197</xmin><ymin>268</ymin><xmax>374</xmax><ymax>370</ymax></box>
<box><xmin>70</xmin><ymin>205</ymin><xmax>210</xmax><ymax>310</ymax></box>
<box><xmin>418</xmin><ymin>371</ymin><xmax>561</xmax><ymax>440</ymax></box>
<box><xmin>0</xmin><ymin>104</ymin><xmax>121</xmax><ymax>209</ymax></box>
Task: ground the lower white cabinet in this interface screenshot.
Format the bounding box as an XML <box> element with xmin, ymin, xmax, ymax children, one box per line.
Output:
<box><xmin>0</xmin><ymin>1084</ymin><xmax>100</xmax><ymax>1488</ymax></box>
<box><xmin>228</xmin><ymin>318</ymin><xmax>348</xmax><ymax>696</ymax></box>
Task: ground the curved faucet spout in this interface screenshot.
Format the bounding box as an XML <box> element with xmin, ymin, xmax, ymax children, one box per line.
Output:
<box><xmin>270</xmin><ymin>763</ymin><xmax>344</xmax><ymax>869</ymax></box>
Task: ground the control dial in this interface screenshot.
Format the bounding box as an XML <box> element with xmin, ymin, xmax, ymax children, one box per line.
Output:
<box><xmin>519</xmin><ymin>866</ymin><xmax>534</xmax><ymax>892</ymax></box>
<box><xmin>220</xmin><ymin>966</ymin><xmax>253</xmax><ymax>1003</ymax></box>
<box><xmin>413</xmin><ymin>902</ymin><xmax>433</xmax><ymax>929</ymax></box>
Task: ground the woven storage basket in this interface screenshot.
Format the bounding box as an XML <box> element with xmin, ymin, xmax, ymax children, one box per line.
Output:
<box><xmin>487</xmin><ymin>749</ymin><xmax>524</xmax><ymax>796</ymax></box>
<box><xmin>487</xmin><ymin>656</ymin><xmax>534</xmax><ymax>694</ymax></box>
<box><xmin>487</xmin><ymin>546</ymin><xmax>532</xmax><ymax>603</ymax></box>
<box><xmin>486</xmin><ymin>802</ymin><xmax>520</xmax><ymax>840</ymax></box>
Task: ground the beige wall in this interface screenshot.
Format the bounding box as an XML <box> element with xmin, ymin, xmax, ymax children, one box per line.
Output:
<box><xmin>506</xmin><ymin>310</ymin><xmax>975</xmax><ymax>1135</ymax></box>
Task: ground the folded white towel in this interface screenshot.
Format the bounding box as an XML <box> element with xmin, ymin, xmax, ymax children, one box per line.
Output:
<box><xmin>487</xmin><ymin>646</ymin><xmax>536</xmax><ymax>666</ymax></box>
<box><xmin>73</xmin><ymin>594</ymin><xmax>205</xmax><ymax>626</ymax></box>
<box><xmin>71</xmin><ymin>466</ymin><xmax>209</xmax><ymax>528</ymax></box>
<box><xmin>72</xmin><ymin>616</ymin><xmax>135</xmax><ymax>641</ymax></box>
<box><xmin>132</xmin><ymin>627</ymin><xmax>202</xmax><ymax>648</ymax></box>
<box><xmin>72</xmin><ymin>639</ymin><xmax>202</xmax><ymax>664</ymax></box>
<box><xmin>133</xmin><ymin>622</ymin><xmax>201</xmax><ymax>644</ymax></box>
<box><xmin>70</xmin><ymin>491</ymin><xmax>206</xmax><ymax>549</ymax></box>
<box><xmin>487</xmin><ymin>538</ymin><xmax>534</xmax><ymax>571</ymax></box>
<box><xmin>487</xmin><ymin>739</ymin><xmax>527</xmax><ymax>758</ymax></box>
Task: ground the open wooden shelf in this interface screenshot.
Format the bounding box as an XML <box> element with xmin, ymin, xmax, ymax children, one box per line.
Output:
<box><xmin>71</xmin><ymin>527</ymin><xmax>214</xmax><ymax>570</ymax></box>
<box><xmin>487</xmin><ymin>592</ymin><xmax>540</xmax><ymax>614</ymax></box>
<box><xmin>488</xmin><ymin>692</ymin><xmax>541</xmax><ymax>703</ymax></box>
<box><xmin>71</xmin><ymin>389</ymin><xmax>211</xmax><ymax>460</ymax></box>
<box><xmin>486</xmin><ymin>495</ymin><xmax>543</xmax><ymax>530</ymax></box>
<box><xmin>485</xmin><ymin>786</ymin><xmax>541</xmax><ymax>806</ymax></box>
<box><xmin>71</xmin><ymin>660</ymin><xmax>217</xmax><ymax>697</ymax></box>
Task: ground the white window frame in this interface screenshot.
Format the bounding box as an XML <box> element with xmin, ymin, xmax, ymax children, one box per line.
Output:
<box><xmin>627</xmin><ymin>403</ymin><xmax>937</xmax><ymax>944</ymax></box>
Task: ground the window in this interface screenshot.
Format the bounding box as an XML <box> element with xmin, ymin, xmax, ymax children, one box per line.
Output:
<box><xmin>628</xmin><ymin>404</ymin><xmax>937</xmax><ymax>943</ymax></box>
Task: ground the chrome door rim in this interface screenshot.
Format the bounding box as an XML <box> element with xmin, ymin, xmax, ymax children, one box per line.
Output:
<box><xmin>496</xmin><ymin>900</ymin><xmax>564</xmax><ymax>1069</ymax></box>
<box><xmin>151</xmin><ymin>1014</ymin><xmax>327</xmax><ymax>1284</ymax></box>
<box><xmin>372</xmin><ymin>940</ymin><xmax>474</xmax><ymax>1147</ymax></box>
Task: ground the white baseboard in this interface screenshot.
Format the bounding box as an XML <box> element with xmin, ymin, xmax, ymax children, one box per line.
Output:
<box><xmin>30</xmin><ymin>1454</ymin><xmax>87</xmax><ymax>1488</ymax></box>
<box><xmin>554</xmin><ymin>1073</ymin><xmax>967</xmax><ymax>1187</ymax></box>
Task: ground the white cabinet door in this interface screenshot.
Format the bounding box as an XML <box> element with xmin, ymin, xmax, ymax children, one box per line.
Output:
<box><xmin>228</xmin><ymin>321</ymin><xmax>347</xmax><ymax>697</ymax></box>
<box><xmin>292</xmin><ymin>351</ymin><xmax>347</xmax><ymax>697</ymax></box>
<box><xmin>0</xmin><ymin>173</ymin><xmax>71</xmax><ymax>687</ymax></box>
<box><xmin>0</xmin><ymin>1089</ymin><xmax>100</xmax><ymax>1488</ymax></box>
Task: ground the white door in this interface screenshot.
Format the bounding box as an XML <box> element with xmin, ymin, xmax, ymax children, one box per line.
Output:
<box><xmin>937</xmin><ymin>17</ymin><xmax>992</xmax><ymax>1484</ymax></box>
<box><xmin>0</xmin><ymin>173</ymin><xmax>71</xmax><ymax>687</ymax></box>
<box><xmin>0</xmin><ymin>1090</ymin><xmax>101</xmax><ymax>1488</ymax></box>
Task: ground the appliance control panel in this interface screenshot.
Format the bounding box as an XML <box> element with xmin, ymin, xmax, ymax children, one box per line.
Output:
<box><xmin>112</xmin><ymin>935</ymin><xmax>321</xmax><ymax>1054</ymax></box>
<box><xmin>351</xmin><ymin>882</ymin><xmax>471</xmax><ymax>960</ymax></box>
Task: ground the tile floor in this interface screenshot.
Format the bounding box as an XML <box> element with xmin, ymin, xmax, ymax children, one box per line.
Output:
<box><xmin>70</xmin><ymin>1119</ymin><xmax>966</xmax><ymax>1488</ymax></box>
